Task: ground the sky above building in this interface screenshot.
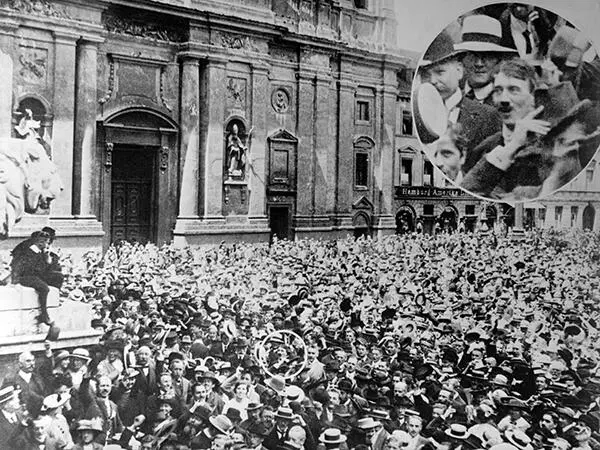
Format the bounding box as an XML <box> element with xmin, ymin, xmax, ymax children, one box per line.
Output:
<box><xmin>396</xmin><ymin>0</ymin><xmax>600</xmax><ymax>54</ymax></box>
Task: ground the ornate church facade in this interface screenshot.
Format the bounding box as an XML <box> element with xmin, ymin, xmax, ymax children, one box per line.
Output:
<box><xmin>0</xmin><ymin>0</ymin><xmax>597</xmax><ymax>255</ymax></box>
<box><xmin>0</xmin><ymin>0</ymin><xmax>415</xmax><ymax>252</ymax></box>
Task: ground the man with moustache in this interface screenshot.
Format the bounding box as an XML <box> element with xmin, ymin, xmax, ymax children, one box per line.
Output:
<box><xmin>457</xmin><ymin>15</ymin><xmax>519</xmax><ymax>106</ymax></box>
<box><xmin>461</xmin><ymin>58</ymin><xmax>550</xmax><ymax>196</ymax></box>
<box><xmin>417</xmin><ymin>30</ymin><xmax>501</xmax><ymax>172</ymax></box>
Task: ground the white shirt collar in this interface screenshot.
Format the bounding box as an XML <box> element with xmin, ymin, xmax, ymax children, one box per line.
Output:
<box><xmin>471</xmin><ymin>82</ymin><xmax>495</xmax><ymax>102</ymax></box>
<box><xmin>444</xmin><ymin>89</ymin><xmax>462</xmax><ymax>112</ymax></box>
<box><xmin>18</xmin><ymin>370</ymin><xmax>32</xmax><ymax>383</ymax></box>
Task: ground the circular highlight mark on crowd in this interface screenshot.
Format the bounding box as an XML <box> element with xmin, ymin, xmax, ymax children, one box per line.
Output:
<box><xmin>412</xmin><ymin>3</ymin><xmax>600</xmax><ymax>203</ymax></box>
<box><xmin>256</xmin><ymin>330</ymin><xmax>308</xmax><ymax>380</ymax></box>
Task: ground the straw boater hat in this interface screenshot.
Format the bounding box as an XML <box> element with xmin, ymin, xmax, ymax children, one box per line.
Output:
<box><xmin>357</xmin><ymin>417</ymin><xmax>381</xmax><ymax>430</ymax></box>
<box><xmin>446</xmin><ymin>423</ymin><xmax>471</xmax><ymax>440</ymax></box>
<box><xmin>505</xmin><ymin>429</ymin><xmax>534</xmax><ymax>450</ymax></box>
<box><xmin>76</xmin><ymin>418</ymin><xmax>103</xmax><ymax>433</ymax></box>
<box><xmin>209</xmin><ymin>415</ymin><xmax>233</xmax><ymax>435</ymax></box>
<box><xmin>455</xmin><ymin>15</ymin><xmax>519</xmax><ymax>54</ymax></box>
<box><xmin>0</xmin><ymin>385</ymin><xmax>20</xmax><ymax>405</ymax></box>
<box><xmin>319</xmin><ymin>428</ymin><xmax>347</xmax><ymax>444</ymax></box>
<box><xmin>71</xmin><ymin>348</ymin><xmax>91</xmax><ymax>363</ymax></box>
<box><xmin>41</xmin><ymin>393</ymin><xmax>71</xmax><ymax>411</ymax></box>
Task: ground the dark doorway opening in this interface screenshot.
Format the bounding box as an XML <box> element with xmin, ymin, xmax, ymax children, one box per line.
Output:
<box><xmin>111</xmin><ymin>147</ymin><xmax>155</xmax><ymax>244</ymax></box>
<box><xmin>269</xmin><ymin>206</ymin><xmax>291</xmax><ymax>242</ymax></box>
<box><xmin>396</xmin><ymin>210</ymin><xmax>414</xmax><ymax>234</ymax></box>
<box><xmin>583</xmin><ymin>205</ymin><xmax>595</xmax><ymax>230</ymax></box>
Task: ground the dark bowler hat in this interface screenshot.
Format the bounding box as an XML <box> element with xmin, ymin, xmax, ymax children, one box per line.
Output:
<box><xmin>421</xmin><ymin>31</ymin><xmax>466</xmax><ymax>68</ymax></box>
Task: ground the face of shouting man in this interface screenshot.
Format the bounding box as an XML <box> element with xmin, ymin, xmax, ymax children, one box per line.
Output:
<box><xmin>493</xmin><ymin>71</ymin><xmax>535</xmax><ymax>127</ymax></box>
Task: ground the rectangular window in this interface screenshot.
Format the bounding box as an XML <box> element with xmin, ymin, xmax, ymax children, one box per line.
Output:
<box><xmin>401</xmin><ymin>158</ymin><xmax>412</xmax><ymax>186</ymax></box>
<box><xmin>356</xmin><ymin>100</ymin><xmax>370</xmax><ymax>123</ymax></box>
<box><xmin>423</xmin><ymin>161</ymin><xmax>434</xmax><ymax>186</ymax></box>
<box><xmin>355</xmin><ymin>153</ymin><xmax>369</xmax><ymax>188</ymax></box>
<box><xmin>587</xmin><ymin>168</ymin><xmax>594</xmax><ymax>185</ymax></box>
<box><xmin>354</xmin><ymin>0</ymin><xmax>367</xmax><ymax>8</ymax></box>
<box><xmin>272</xmin><ymin>149</ymin><xmax>289</xmax><ymax>182</ymax></box>
<box><xmin>571</xmin><ymin>206</ymin><xmax>579</xmax><ymax>227</ymax></box>
<box><xmin>555</xmin><ymin>206</ymin><xmax>563</xmax><ymax>225</ymax></box>
<box><xmin>539</xmin><ymin>208</ymin><xmax>546</xmax><ymax>224</ymax></box>
<box><xmin>465</xmin><ymin>205</ymin><xmax>475</xmax><ymax>215</ymax></box>
<box><xmin>423</xmin><ymin>204</ymin><xmax>434</xmax><ymax>216</ymax></box>
<box><xmin>402</xmin><ymin>112</ymin><xmax>413</xmax><ymax>135</ymax></box>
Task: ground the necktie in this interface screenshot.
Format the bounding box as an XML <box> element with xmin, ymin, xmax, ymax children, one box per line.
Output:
<box><xmin>523</xmin><ymin>30</ymin><xmax>532</xmax><ymax>54</ymax></box>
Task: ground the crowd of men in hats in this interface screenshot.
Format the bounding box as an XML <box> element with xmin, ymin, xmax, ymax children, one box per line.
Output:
<box><xmin>1</xmin><ymin>226</ymin><xmax>600</xmax><ymax>450</ymax></box>
<box><xmin>415</xmin><ymin>3</ymin><xmax>600</xmax><ymax>200</ymax></box>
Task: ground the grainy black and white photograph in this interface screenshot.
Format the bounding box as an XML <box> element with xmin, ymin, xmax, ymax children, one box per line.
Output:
<box><xmin>0</xmin><ymin>0</ymin><xmax>599</xmax><ymax>449</ymax></box>
<box><xmin>413</xmin><ymin>2</ymin><xmax>600</xmax><ymax>202</ymax></box>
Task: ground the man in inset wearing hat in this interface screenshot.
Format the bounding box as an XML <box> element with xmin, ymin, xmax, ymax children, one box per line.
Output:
<box><xmin>0</xmin><ymin>385</ymin><xmax>26</xmax><ymax>448</ymax></box>
<box><xmin>418</xmin><ymin>30</ymin><xmax>501</xmax><ymax>171</ymax></box>
<box><xmin>463</xmin><ymin>59</ymin><xmax>600</xmax><ymax>198</ymax></box>
<box><xmin>457</xmin><ymin>15</ymin><xmax>519</xmax><ymax>106</ymax></box>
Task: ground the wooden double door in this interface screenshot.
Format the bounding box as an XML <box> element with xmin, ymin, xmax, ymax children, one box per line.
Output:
<box><xmin>111</xmin><ymin>147</ymin><xmax>155</xmax><ymax>244</ymax></box>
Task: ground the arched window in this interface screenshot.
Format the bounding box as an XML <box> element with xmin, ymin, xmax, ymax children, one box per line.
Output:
<box><xmin>354</xmin><ymin>137</ymin><xmax>374</xmax><ymax>189</ymax></box>
<box><xmin>12</xmin><ymin>95</ymin><xmax>53</xmax><ymax>153</ymax></box>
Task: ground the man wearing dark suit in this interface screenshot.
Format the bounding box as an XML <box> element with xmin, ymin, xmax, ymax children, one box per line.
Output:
<box><xmin>132</xmin><ymin>345</ymin><xmax>158</xmax><ymax>413</ymax></box>
<box><xmin>12</xmin><ymin>415</ymin><xmax>65</xmax><ymax>450</ymax></box>
<box><xmin>3</xmin><ymin>351</ymin><xmax>47</xmax><ymax>416</ymax></box>
<box><xmin>417</xmin><ymin>31</ymin><xmax>501</xmax><ymax>172</ymax></box>
<box><xmin>81</xmin><ymin>375</ymin><xmax>124</xmax><ymax>445</ymax></box>
<box><xmin>11</xmin><ymin>230</ymin><xmax>59</xmax><ymax>325</ymax></box>
<box><xmin>497</xmin><ymin>4</ymin><xmax>557</xmax><ymax>61</ymax></box>
<box><xmin>0</xmin><ymin>385</ymin><xmax>27</xmax><ymax>448</ymax></box>
<box><xmin>461</xmin><ymin>58</ymin><xmax>553</xmax><ymax>198</ymax></box>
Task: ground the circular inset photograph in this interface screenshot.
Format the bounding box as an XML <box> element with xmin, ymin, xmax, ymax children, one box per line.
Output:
<box><xmin>412</xmin><ymin>3</ymin><xmax>600</xmax><ymax>202</ymax></box>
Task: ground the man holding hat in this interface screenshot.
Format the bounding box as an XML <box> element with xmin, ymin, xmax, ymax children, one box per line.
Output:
<box><xmin>418</xmin><ymin>30</ymin><xmax>501</xmax><ymax>171</ymax></box>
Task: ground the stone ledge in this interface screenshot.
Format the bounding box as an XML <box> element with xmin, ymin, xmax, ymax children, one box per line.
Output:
<box><xmin>0</xmin><ymin>285</ymin><xmax>60</xmax><ymax>311</ymax></box>
<box><xmin>0</xmin><ymin>329</ymin><xmax>102</xmax><ymax>356</ymax></box>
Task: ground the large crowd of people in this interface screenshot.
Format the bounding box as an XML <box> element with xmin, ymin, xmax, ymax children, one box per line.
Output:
<box><xmin>1</xmin><ymin>228</ymin><xmax>600</xmax><ymax>450</ymax></box>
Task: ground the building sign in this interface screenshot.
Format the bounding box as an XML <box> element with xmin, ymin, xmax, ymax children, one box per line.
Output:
<box><xmin>395</xmin><ymin>186</ymin><xmax>469</xmax><ymax>198</ymax></box>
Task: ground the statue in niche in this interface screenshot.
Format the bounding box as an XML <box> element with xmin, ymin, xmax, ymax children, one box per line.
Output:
<box><xmin>226</xmin><ymin>123</ymin><xmax>252</xmax><ymax>180</ymax></box>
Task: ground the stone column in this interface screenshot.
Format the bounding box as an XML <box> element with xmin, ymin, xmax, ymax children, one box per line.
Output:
<box><xmin>177</xmin><ymin>57</ymin><xmax>201</xmax><ymax>220</ymax></box>
<box><xmin>202</xmin><ymin>57</ymin><xmax>227</xmax><ymax>219</ymax></box>
<box><xmin>336</xmin><ymin>78</ymin><xmax>355</xmax><ymax>217</ymax></box>
<box><xmin>295</xmin><ymin>71</ymin><xmax>316</xmax><ymax>227</ymax></box>
<box><xmin>513</xmin><ymin>202</ymin><xmax>525</xmax><ymax>238</ymax></box>
<box><xmin>52</xmin><ymin>31</ymin><xmax>78</xmax><ymax>218</ymax></box>
<box><xmin>313</xmin><ymin>73</ymin><xmax>333</xmax><ymax>223</ymax></box>
<box><xmin>374</xmin><ymin>82</ymin><xmax>397</xmax><ymax>236</ymax></box>
<box><xmin>73</xmin><ymin>37</ymin><xmax>102</xmax><ymax>218</ymax></box>
<box><xmin>0</xmin><ymin>50</ymin><xmax>12</xmax><ymax>138</ymax></box>
<box><xmin>248</xmin><ymin>62</ymin><xmax>269</xmax><ymax>220</ymax></box>
<box><xmin>0</xmin><ymin>18</ymin><xmax>16</xmax><ymax>138</ymax></box>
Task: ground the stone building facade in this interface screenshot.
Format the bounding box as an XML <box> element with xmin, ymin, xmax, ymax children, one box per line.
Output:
<box><xmin>0</xmin><ymin>0</ymin><xmax>597</xmax><ymax>256</ymax></box>
<box><xmin>0</xmin><ymin>0</ymin><xmax>415</xmax><ymax>252</ymax></box>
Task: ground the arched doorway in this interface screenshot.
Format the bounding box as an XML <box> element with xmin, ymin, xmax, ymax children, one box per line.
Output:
<box><xmin>100</xmin><ymin>108</ymin><xmax>178</xmax><ymax>246</ymax></box>
<box><xmin>502</xmin><ymin>204</ymin><xmax>515</xmax><ymax>228</ymax></box>
<box><xmin>353</xmin><ymin>212</ymin><xmax>371</xmax><ymax>239</ymax></box>
<box><xmin>396</xmin><ymin>206</ymin><xmax>415</xmax><ymax>234</ymax></box>
<box><xmin>486</xmin><ymin>205</ymin><xmax>498</xmax><ymax>229</ymax></box>
<box><xmin>439</xmin><ymin>206</ymin><xmax>458</xmax><ymax>232</ymax></box>
<box><xmin>583</xmin><ymin>205</ymin><xmax>596</xmax><ymax>230</ymax></box>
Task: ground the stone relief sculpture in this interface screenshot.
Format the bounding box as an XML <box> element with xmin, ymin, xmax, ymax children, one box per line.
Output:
<box><xmin>0</xmin><ymin>110</ymin><xmax>63</xmax><ymax>236</ymax></box>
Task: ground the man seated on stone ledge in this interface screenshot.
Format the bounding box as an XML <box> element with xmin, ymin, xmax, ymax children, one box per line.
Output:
<box><xmin>11</xmin><ymin>230</ymin><xmax>64</xmax><ymax>326</ymax></box>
